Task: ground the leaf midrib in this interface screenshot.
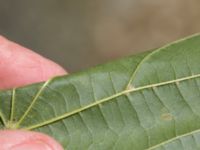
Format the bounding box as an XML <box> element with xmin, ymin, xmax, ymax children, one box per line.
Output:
<box><xmin>16</xmin><ymin>33</ymin><xmax>198</xmax><ymax>129</ymax></box>
<box><xmin>18</xmin><ymin>73</ymin><xmax>200</xmax><ymax>150</ymax></box>
<box><xmin>24</xmin><ymin>73</ymin><xmax>200</xmax><ymax>130</ymax></box>
<box><xmin>7</xmin><ymin>33</ymin><xmax>200</xmax><ymax>150</ymax></box>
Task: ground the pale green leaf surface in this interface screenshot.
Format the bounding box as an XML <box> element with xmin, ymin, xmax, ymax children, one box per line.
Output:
<box><xmin>1</xmin><ymin>34</ymin><xmax>200</xmax><ymax>150</ymax></box>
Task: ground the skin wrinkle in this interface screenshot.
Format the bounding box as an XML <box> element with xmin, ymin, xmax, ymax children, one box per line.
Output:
<box><xmin>0</xmin><ymin>130</ymin><xmax>63</xmax><ymax>150</ymax></box>
<box><xmin>6</xmin><ymin>134</ymin><xmax>39</xmax><ymax>148</ymax></box>
<box><xmin>10</xmin><ymin>139</ymin><xmax>53</xmax><ymax>150</ymax></box>
<box><xmin>11</xmin><ymin>143</ymin><xmax>52</xmax><ymax>150</ymax></box>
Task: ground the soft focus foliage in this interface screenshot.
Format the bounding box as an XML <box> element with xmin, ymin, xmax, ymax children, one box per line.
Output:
<box><xmin>0</xmin><ymin>0</ymin><xmax>200</xmax><ymax>71</ymax></box>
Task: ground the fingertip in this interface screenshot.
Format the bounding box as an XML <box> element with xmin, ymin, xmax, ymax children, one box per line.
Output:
<box><xmin>0</xmin><ymin>130</ymin><xmax>64</xmax><ymax>150</ymax></box>
<box><xmin>0</xmin><ymin>35</ymin><xmax>67</xmax><ymax>89</ymax></box>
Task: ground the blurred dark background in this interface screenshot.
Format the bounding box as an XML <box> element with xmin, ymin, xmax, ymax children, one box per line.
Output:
<box><xmin>0</xmin><ymin>0</ymin><xmax>200</xmax><ymax>72</ymax></box>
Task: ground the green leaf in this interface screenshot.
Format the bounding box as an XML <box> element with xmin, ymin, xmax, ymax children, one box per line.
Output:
<box><xmin>1</xmin><ymin>33</ymin><xmax>200</xmax><ymax>150</ymax></box>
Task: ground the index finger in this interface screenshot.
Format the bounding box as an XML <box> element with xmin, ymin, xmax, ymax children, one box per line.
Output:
<box><xmin>0</xmin><ymin>35</ymin><xmax>67</xmax><ymax>89</ymax></box>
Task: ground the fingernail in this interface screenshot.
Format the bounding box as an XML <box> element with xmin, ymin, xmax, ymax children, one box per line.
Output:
<box><xmin>10</xmin><ymin>140</ymin><xmax>52</xmax><ymax>150</ymax></box>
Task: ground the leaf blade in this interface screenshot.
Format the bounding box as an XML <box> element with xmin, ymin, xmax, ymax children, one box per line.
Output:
<box><xmin>1</xmin><ymin>34</ymin><xmax>200</xmax><ymax>149</ymax></box>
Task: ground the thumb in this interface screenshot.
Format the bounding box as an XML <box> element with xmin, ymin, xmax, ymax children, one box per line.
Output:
<box><xmin>0</xmin><ymin>130</ymin><xmax>63</xmax><ymax>150</ymax></box>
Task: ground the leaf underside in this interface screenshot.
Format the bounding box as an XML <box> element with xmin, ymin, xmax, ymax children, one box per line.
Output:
<box><xmin>1</xmin><ymin>34</ymin><xmax>200</xmax><ymax>150</ymax></box>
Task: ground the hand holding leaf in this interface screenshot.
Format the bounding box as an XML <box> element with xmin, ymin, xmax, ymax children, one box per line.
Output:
<box><xmin>1</xmin><ymin>34</ymin><xmax>200</xmax><ymax>150</ymax></box>
<box><xmin>0</xmin><ymin>35</ymin><xmax>65</xmax><ymax>150</ymax></box>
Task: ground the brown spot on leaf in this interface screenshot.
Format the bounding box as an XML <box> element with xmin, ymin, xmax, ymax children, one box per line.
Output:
<box><xmin>161</xmin><ymin>113</ymin><xmax>173</xmax><ymax>121</ymax></box>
